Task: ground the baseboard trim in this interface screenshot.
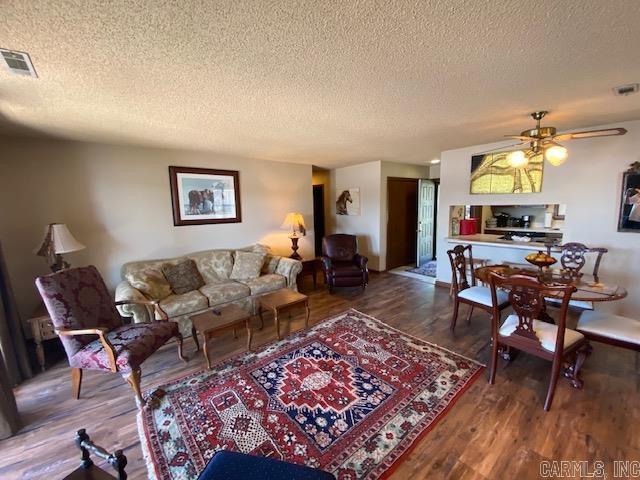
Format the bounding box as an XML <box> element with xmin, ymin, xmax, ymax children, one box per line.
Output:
<box><xmin>435</xmin><ymin>280</ymin><xmax>451</xmax><ymax>289</ymax></box>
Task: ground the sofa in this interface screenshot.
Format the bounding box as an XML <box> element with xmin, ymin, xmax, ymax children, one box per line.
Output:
<box><xmin>115</xmin><ymin>245</ymin><xmax>302</xmax><ymax>335</ymax></box>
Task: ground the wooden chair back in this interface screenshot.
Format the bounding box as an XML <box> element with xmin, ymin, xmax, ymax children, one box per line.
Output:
<box><xmin>36</xmin><ymin>266</ymin><xmax>123</xmax><ymax>359</ymax></box>
<box><xmin>488</xmin><ymin>272</ymin><xmax>576</xmax><ymax>355</ymax></box>
<box><xmin>547</xmin><ymin>242</ymin><xmax>608</xmax><ymax>279</ymax></box>
<box><xmin>447</xmin><ymin>244</ymin><xmax>476</xmax><ymax>294</ymax></box>
<box><xmin>64</xmin><ymin>429</ymin><xmax>127</xmax><ymax>480</ymax></box>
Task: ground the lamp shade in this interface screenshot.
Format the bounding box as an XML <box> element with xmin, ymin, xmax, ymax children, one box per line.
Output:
<box><xmin>281</xmin><ymin>212</ymin><xmax>306</xmax><ymax>236</ymax></box>
<box><xmin>50</xmin><ymin>224</ymin><xmax>85</xmax><ymax>253</ymax></box>
<box><xmin>35</xmin><ymin>223</ymin><xmax>85</xmax><ymax>259</ymax></box>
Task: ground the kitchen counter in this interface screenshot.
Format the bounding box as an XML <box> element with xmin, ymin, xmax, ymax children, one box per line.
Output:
<box><xmin>484</xmin><ymin>226</ymin><xmax>563</xmax><ymax>234</ymax></box>
<box><xmin>447</xmin><ymin>234</ymin><xmax>559</xmax><ymax>252</ymax></box>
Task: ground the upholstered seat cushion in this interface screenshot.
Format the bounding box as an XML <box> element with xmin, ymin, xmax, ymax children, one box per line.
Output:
<box><xmin>499</xmin><ymin>314</ymin><xmax>584</xmax><ymax>352</ymax></box>
<box><xmin>159</xmin><ymin>290</ymin><xmax>209</xmax><ymax>317</ymax></box>
<box><xmin>199</xmin><ymin>281</ymin><xmax>251</xmax><ymax>305</ymax></box>
<box><xmin>238</xmin><ymin>274</ymin><xmax>286</xmax><ymax>295</ymax></box>
<box><xmin>330</xmin><ymin>261</ymin><xmax>363</xmax><ymax>277</ymax></box>
<box><xmin>69</xmin><ymin>321</ymin><xmax>179</xmax><ymax>372</ymax></box>
<box><xmin>577</xmin><ymin>310</ymin><xmax>640</xmax><ymax>346</ymax></box>
<box><xmin>458</xmin><ymin>286</ymin><xmax>509</xmax><ymax>307</ymax></box>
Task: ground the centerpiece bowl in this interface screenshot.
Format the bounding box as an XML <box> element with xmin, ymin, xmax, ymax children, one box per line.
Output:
<box><xmin>525</xmin><ymin>251</ymin><xmax>557</xmax><ymax>270</ymax></box>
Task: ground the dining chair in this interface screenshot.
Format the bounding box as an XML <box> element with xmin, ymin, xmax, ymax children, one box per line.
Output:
<box><xmin>545</xmin><ymin>242</ymin><xmax>608</xmax><ymax>310</ymax></box>
<box><xmin>36</xmin><ymin>265</ymin><xmax>186</xmax><ymax>409</ymax></box>
<box><xmin>447</xmin><ymin>244</ymin><xmax>510</xmax><ymax>332</ymax></box>
<box><xmin>576</xmin><ymin>310</ymin><xmax>640</xmax><ymax>352</ymax></box>
<box><xmin>488</xmin><ymin>272</ymin><xmax>590</xmax><ymax>411</ymax></box>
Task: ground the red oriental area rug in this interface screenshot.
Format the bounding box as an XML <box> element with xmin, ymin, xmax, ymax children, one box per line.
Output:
<box><xmin>138</xmin><ymin>309</ymin><xmax>484</xmax><ymax>480</ymax></box>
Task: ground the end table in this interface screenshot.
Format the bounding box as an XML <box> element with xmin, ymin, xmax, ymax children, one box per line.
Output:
<box><xmin>28</xmin><ymin>304</ymin><xmax>57</xmax><ymax>372</ymax></box>
<box><xmin>298</xmin><ymin>258</ymin><xmax>321</xmax><ymax>289</ymax></box>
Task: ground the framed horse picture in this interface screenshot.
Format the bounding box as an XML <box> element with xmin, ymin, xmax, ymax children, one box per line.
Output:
<box><xmin>336</xmin><ymin>187</ymin><xmax>360</xmax><ymax>215</ymax></box>
<box><xmin>169</xmin><ymin>166</ymin><xmax>241</xmax><ymax>226</ymax></box>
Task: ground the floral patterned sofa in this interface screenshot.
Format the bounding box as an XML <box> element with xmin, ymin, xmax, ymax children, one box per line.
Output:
<box><xmin>115</xmin><ymin>245</ymin><xmax>302</xmax><ymax>335</ymax></box>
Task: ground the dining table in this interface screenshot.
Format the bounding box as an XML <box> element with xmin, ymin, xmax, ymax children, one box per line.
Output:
<box><xmin>474</xmin><ymin>263</ymin><xmax>628</xmax><ymax>304</ymax></box>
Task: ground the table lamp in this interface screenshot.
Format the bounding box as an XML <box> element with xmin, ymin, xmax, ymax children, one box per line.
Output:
<box><xmin>281</xmin><ymin>212</ymin><xmax>306</xmax><ymax>260</ymax></box>
<box><xmin>35</xmin><ymin>223</ymin><xmax>86</xmax><ymax>272</ymax></box>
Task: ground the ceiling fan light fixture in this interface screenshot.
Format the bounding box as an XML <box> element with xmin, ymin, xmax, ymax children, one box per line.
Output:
<box><xmin>508</xmin><ymin>150</ymin><xmax>528</xmax><ymax>168</ymax></box>
<box><xmin>545</xmin><ymin>145</ymin><xmax>568</xmax><ymax>166</ymax></box>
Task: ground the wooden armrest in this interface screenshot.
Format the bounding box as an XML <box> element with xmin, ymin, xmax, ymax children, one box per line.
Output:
<box><xmin>55</xmin><ymin>328</ymin><xmax>118</xmax><ymax>372</ymax></box>
<box><xmin>56</xmin><ymin>327</ymin><xmax>109</xmax><ymax>337</ymax></box>
<box><xmin>114</xmin><ymin>299</ymin><xmax>168</xmax><ymax>322</ymax></box>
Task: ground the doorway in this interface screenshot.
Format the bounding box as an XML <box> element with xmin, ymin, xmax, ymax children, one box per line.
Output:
<box><xmin>312</xmin><ymin>184</ymin><xmax>325</xmax><ymax>257</ymax></box>
<box><xmin>386</xmin><ymin>177</ymin><xmax>418</xmax><ymax>270</ymax></box>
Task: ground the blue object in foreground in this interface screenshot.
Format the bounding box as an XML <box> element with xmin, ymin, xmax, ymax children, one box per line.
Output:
<box><xmin>198</xmin><ymin>451</ymin><xmax>336</xmax><ymax>480</ymax></box>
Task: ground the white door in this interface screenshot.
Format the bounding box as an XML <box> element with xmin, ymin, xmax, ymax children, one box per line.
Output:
<box><xmin>417</xmin><ymin>179</ymin><xmax>435</xmax><ymax>266</ymax></box>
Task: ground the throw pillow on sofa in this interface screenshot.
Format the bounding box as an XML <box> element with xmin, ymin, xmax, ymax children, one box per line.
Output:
<box><xmin>230</xmin><ymin>251</ymin><xmax>265</xmax><ymax>280</ymax></box>
<box><xmin>190</xmin><ymin>250</ymin><xmax>233</xmax><ymax>284</ymax></box>
<box><xmin>162</xmin><ymin>259</ymin><xmax>205</xmax><ymax>295</ymax></box>
<box><xmin>125</xmin><ymin>268</ymin><xmax>172</xmax><ymax>300</ymax></box>
<box><xmin>262</xmin><ymin>254</ymin><xmax>280</xmax><ymax>274</ymax></box>
<box><xmin>243</xmin><ymin>244</ymin><xmax>279</xmax><ymax>274</ymax></box>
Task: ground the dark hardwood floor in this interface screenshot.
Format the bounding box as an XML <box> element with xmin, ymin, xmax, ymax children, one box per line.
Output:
<box><xmin>1</xmin><ymin>272</ymin><xmax>638</xmax><ymax>479</ymax></box>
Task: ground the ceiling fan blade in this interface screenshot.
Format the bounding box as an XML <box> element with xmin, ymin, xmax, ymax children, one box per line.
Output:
<box><xmin>504</xmin><ymin>135</ymin><xmax>533</xmax><ymax>141</ymax></box>
<box><xmin>553</xmin><ymin>127</ymin><xmax>627</xmax><ymax>142</ymax></box>
<box><xmin>475</xmin><ymin>142</ymin><xmax>528</xmax><ymax>155</ymax></box>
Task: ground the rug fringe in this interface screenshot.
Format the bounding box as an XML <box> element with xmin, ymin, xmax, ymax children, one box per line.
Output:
<box><xmin>137</xmin><ymin>410</ymin><xmax>159</xmax><ymax>480</ymax></box>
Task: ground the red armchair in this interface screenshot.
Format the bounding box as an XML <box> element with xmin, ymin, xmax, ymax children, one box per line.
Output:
<box><xmin>320</xmin><ymin>234</ymin><xmax>369</xmax><ymax>292</ymax></box>
<box><xmin>36</xmin><ymin>265</ymin><xmax>185</xmax><ymax>408</ymax></box>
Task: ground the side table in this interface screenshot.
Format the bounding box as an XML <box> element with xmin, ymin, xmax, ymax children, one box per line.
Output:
<box><xmin>190</xmin><ymin>305</ymin><xmax>253</xmax><ymax>369</ymax></box>
<box><xmin>28</xmin><ymin>304</ymin><xmax>57</xmax><ymax>372</ymax></box>
<box><xmin>257</xmin><ymin>288</ymin><xmax>310</xmax><ymax>340</ymax></box>
<box><xmin>298</xmin><ymin>258</ymin><xmax>321</xmax><ymax>289</ymax></box>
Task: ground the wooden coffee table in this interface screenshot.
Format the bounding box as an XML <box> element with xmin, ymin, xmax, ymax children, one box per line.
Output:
<box><xmin>257</xmin><ymin>289</ymin><xmax>310</xmax><ymax>340</ymax></box>
<box><xmin>190</xmin><ymin>304</ymin><xmax>252</xmax><ymax>369</ymax></box>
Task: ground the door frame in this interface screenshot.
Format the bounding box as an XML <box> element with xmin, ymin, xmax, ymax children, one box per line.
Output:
<box><xmin>385</xmin><ymin>177</ymin><xmax>419</xmax><ymax>270</ymax></box>
<box><xmin>312</xmin><ymin>184</ymin><xmax>325</xmax><ymax>257</ymax></box>
<box><xmin>432</xmin><ymin>179</ymin><xmax>440</xmax><ymax>260</ymax></box>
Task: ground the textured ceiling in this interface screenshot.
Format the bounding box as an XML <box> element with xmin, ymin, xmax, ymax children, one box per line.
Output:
<box><xmin>1</xmin><ymin>0</ymin><xmax>640</xmax><ymax>167</ymax></box>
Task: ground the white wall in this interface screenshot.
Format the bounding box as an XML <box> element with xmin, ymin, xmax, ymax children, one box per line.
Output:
<box><xmin>0</xmin><ymin>136</ymin><xmax>314</xmax><ymax>320</ymax></box>
<box><xmin>329</xmin><ymin>161</ymin><xmax>382</xmax><ymax>269</ymax></box>
<box><xmin>436</xmin><ymin>119</ymin><xmax>640</xmax><ymax>317</ymax></box>
<box><xmin>379</xmin><ymin>161</ymin><xmax>431</xmax><ymax>271</ymax></box>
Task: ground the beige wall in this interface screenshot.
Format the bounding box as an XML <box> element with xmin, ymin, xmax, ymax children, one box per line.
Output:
<box><xmin>327</xmin><ymin>160</ymin><xmax>431</xmax><ymax>271</ymax></box>
<box><xmin>436</xmin><ymin>119</ymin><xmax>640</xmax><ymax>317</ymax></box>
<box><xmin>329</xmin><ymin>161</ymin><xmax>382</xmax><ymax>269</ymax></box>
<box><xmin>0</xmin><ymin>136</ymin><xmax>314</xmax><ymax>321</ymax></box>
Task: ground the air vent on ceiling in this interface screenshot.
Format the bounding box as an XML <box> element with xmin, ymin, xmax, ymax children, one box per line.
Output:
<box><xmin>613</xmin><ymin>83</ymin><xmax>638</xmax><ymax>96</ymax></box>
<box><xmin>0</xmin><ymin>48</ymin><xmax>37</xmax><ymax>77</ymax></box>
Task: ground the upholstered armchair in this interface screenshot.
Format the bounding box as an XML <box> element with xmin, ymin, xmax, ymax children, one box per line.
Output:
<box><xmin>320</xmin><ymin>234</ymin><xmax>369</xmax><ymax>292</ymax></box>
<box><xmin>36</xmin><ymin>266</ymin><xmax>185</xmax><ymax>409</ymax></box>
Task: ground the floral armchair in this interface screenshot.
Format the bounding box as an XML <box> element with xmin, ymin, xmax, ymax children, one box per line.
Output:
<box><xmin>36</xmin><ymin>265</ymin><xmax>185</xmax><ymax>408</ymax></box>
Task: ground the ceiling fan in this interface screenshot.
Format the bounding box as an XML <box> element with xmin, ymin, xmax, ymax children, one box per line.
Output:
<box><xmin>483</xmin><ymin>111</ymin><xmax>627</xmax><ymax>167</ymax></box>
